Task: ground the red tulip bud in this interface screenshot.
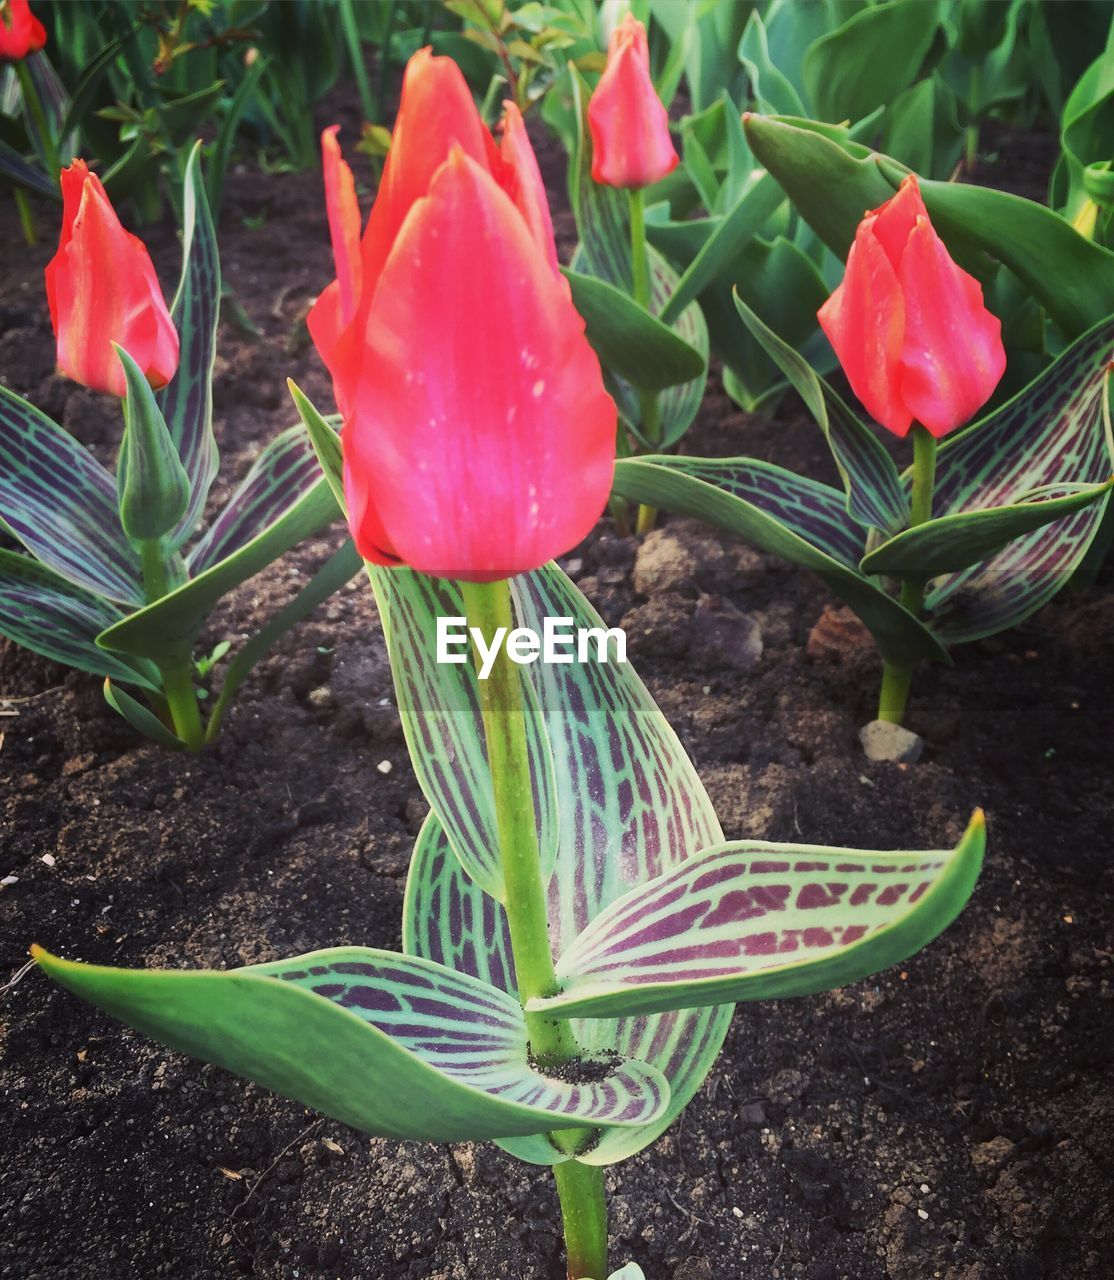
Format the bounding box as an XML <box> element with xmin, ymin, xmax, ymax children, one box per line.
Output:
<box><xmin>818</xmin><ymin>175</ymin><xmax>1006</xmax><ymax>438</ymax></box>
<box><xmin>587</xmin><ymin>14</ymin><xmax>678</xmax><ymax>191</ymax></box>
<box><xmin>44</xmin><ymin>161</ymin><xmax>179</xmax><ymax>399</ymax></box>
<box><xmin>0</xmin><ymin>0</ymin><xmax>46</xmax><ymax>61</ymax></box>
<box><xmin>308</xmin><ymin>51</ymin><xmax>615</xmax><ymax>582</ymax></box>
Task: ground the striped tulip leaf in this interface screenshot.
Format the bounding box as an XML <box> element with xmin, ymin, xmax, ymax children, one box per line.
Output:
<box><xmin>159</xmin><ymin>143</ymin><xmax>221</xmax><ymax>549</ymax></box>
<box><xmin>733</xmin><ymin>293</ymin><xmax>909</xmax><ymax>535</ymax></box>
<box><xmin>97</xmin><ymin>472</ymin><xmax>341</xmax><ymax>665</ymax></box>
<box><xmin>0</xmin><ymin>383</ymin><xmax>143</xmax><ymax>606</ymax></box>
<box><xmin>612</xmin><ymin>457</ymin><xmax>946</xmax><ymax>667</ymax></box>
<box><xmin>289</xmin><ymin>382</ymin><xmax>345</xmax><ymax>511</ymax></box>
<box><xmin>919</xmin><ymin>316</ymin><xmax>1114</xmax><ymax>644</ymax></box>
<box><xmin>510</xmin><ymin>568</ymin><xmax>734</xmax><ymax>1167</ymax></box>
<box><xmin>0</xmin><ymin>550</ymin><xmax>159</xmax><ymax>689</ymax></box>
<box><xmin>188</xmin><ymin>422</ymin><xmax>334</xmax><ymax>574</ymax></box>
<box><xmin>367</xmin><ymin>568</ymin><xmax>559</xmax><ymax>903</ymax></box>
<box><xmin>861</xmin><ymin>480</ymin><xmax>1114</xmax><ymax>577</ymax></box>
<box><xmin>527</xmin><ymin>812</ymin><xmax>985</xmax><ymax>1020</ymax></box>
<box><xmin>33</xmin><ymin>946</ymin><xmax>669</xmax><ymax>1143</ymax></box>
<box><xmin>403</xmin><ymin>565</ymin><xmax>734</xmax><ymax>1167</ymax></box>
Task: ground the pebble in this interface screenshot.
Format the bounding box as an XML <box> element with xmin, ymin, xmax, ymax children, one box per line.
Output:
<box><xmin>689</xmin><ymin>595</ymin><xmax>763</xmax><ymax>671</ymax></box>
<box><xmin>859</xmin><ymin>719</ymin><xmax>924</xmax><ymax>764</ymax></box>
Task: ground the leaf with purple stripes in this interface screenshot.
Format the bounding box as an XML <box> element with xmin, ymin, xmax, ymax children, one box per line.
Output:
<box><xmin>33</xmin><ymin>946</ymin><xmax>669</xmax><ymax>1144</ymax></box>
<box><xmin>527</xmin><ymin>812</ymin><xmax>985</xmax><ymax>1020</ymax></box>
<box><xmin>159</xmin><ymin>143</ymin><xmax>220</xmax><ymax>549</ymax></box>
<box><xmin>369</xmin><ymin>567</ymin><xmax>559</xmax><ymax>903</ymax></box>
<box><xmin>0</xmin><ymin>550</ymin><xmax>159</xmax><ymax>689</ymax></box>
<box><xmin>916</xmin><ymin>316</ymin><xmax>1114</xmax><ymax>644</ymax></box>
<box><xmin>188</xmin><ymin>423</ymin><xmax>333</xmax><ymax>573</ymax></box>
<box><xmin>0</xmin><ymin>383</ymin><xmax>142</xmax><ymax>606</ymax></box>
<box><xmin>612</xmin><ymin>456</ymin><xmax>946</xmax><ymax>667</ymax></box>
<box><xmin>402</xmin><ymin>565</ymin><xmax>734</xmax><ymax>1166</ymax></box>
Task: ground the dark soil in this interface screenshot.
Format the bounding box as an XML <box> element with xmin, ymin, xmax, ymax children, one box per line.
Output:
<box><xmin>1</xmin><ymin>83</ymin><xmax>1111</xmax><ymax>1280</ymax></box>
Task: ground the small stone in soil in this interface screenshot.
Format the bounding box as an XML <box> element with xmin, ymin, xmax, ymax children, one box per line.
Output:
<box><xmin>689</xmin><ymin>595</ymin><xmax>763</xmax><ymax>671</ymax></box>
<box><xmin>859</xmin><ymin>720</ymin><xmax>924</xmax><ymax>764</ymax></box>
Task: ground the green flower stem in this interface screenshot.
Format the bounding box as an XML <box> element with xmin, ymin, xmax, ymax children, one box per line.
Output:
<box><xmin>459</xmin><ymin>577</ymin><xmax>607</xmax><ymax>1279</ymax></box>
<box><xmin>877</xmin><ymin>424</ymin><xmax>938</xmax><ymax>726</ymax></box>
<box><xmin>629</xmin><ymin>187</ymin><xmax>661</xmax><ymax>535</ymax></box>
<box><xmin>15</xmin><ymin>60</ymin><xmax>60</xmax><ymax>186</ymax></box>
<box><xmin>139</xmin><ymin>539</ymin><xmax>205</xmax><ymax>751</ymax></box>
<box><xmin>554</xmin><ymin>1159</ymin><xmax>609</xmax><ymax>1280</ymax></box>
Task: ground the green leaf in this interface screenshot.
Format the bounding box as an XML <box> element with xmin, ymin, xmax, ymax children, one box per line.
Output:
<box><xmin>526</xmin><ymin>812</ymin><xmax>985</xmax><ymax>1020</ymax></box>
<box><xmin>188</xmin><ymin>419</ymin><xmax>339</xmax><ymax>574</ymax></box>
<box><xmin>115</xmin><ymin>346</ymin><xmax>192</xmax><ymax>544</ymax></box>
<box><xmin>862</xmin><ymin>481</ymin><xmax>1114</xmax><ymax>576</ymax></box>
<box><xmin>563</xmin><ymin>268</ymin><xmax>706</xmax><ymax>391</ymax></box>
<box><xmin>97</xmin><ymin>475</ymin><xmax>341</xmax><ymax>666</ymax></box>
<box><xmin>366</xmin><ymin>568</ymin><xmax>559</xmax><ymax>903</ymax></box>
<box><xmin>0</xmin><ymin>384</ymin><xmax>142</xmax><ymax>606</ymax></box>
<box><xmin>803</xmin><ymin>0</ymin><xmax>942</xmax><ymax>125</ymax></box>
<box><xmin>288</xmin><ymin>381</ymin><xmax>345</xmax><ymax>511</ymax></box>
<box><xmin>159</xmin><ymin>143</ymin><xmax>221</xmax><ymax>548</ymax></box>
<box><xmin>103</xmin><ymin>679</ymin><xmax>185</xmax><ymax>749</ymax></box>
<box><xmin>658</xmin><ymin>172</ymin><xmax>786</xmax><ymax>327</ymax></box>
<box><xmin>0</xmin><ymin>550</ymin><xmax>159</xmax><ymax>689</ymax></box>
<box><xmin>33</xmin><ymin>946</ymin><xmax>670</xmax><ymax>1144</ymax></box>
<box><xmin>404</xmin><ymin>566</ymin><xmax>733</xmax><ymax>1168</ymax></box>
<box><xmin>919</xmin><ymin>317</ymin><xmax>1114</xmax><ymax>644</ymax></box>
<box><xmin>612</xmin><ymin>457</ymin><xmax>946</xmax><ymax>667</ymax></box>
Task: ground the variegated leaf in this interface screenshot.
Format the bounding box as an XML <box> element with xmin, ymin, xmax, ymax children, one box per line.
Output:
<box><xmin>0</xmin><ymin>550</ymin><xmax>159</xmax><ymax>689</ymax></box>
<box><xmin>160</xmin><ymin>143</ymin><xmax>220</xmax><ymax>548</ymax></box>
<box><xmin>188</xmin><ymin>424</ymin><xmax>327</xmax><ymax>574</ymax></box>
<box><xmin>34</xmin><ymin>946</ymin><xmax>669</xmax><ymax>1143</ymax></box>
<box><xmin>923</xmin><ymin>316</ymin><xmax>1114</xmax><ymax>644</ymax></box>
<box><xmin>410</xmin><ymin>565</ymin><xmax>733</xmax><ymax>1169</ymax></box>
<box><xmin>0</xmin><ymin>384</ymin><xmax>143</xmax><ymax>606</ymax></box>
<box><xmin>368</xmin><ymin>568</ymin><xmax>559</xmax><ymax>903</ymax></box>
<box><xmin>612</xmin><ymin>457</ymin><xmax>946</xmax><ymax>667</ymax></box>
<box><xmin>528</xmin><ymin>813</ymin><xmax>984</xmax><ymax>1019</ymax></box>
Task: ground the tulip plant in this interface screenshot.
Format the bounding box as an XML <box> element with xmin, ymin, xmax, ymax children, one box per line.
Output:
<box><xmin>0</xmin><ymin>145</ymin><xmax>357</xmax><ymax>749</ymax></box>
<box><xmin>33</xmin><ymin>47</ymin><xmax>987</xmax><ymax>1280</ymax></box>
<box><xmin>616</xmin><ymin>120</ymin><xmax>1114</xmax><ymax>729</ymax></box>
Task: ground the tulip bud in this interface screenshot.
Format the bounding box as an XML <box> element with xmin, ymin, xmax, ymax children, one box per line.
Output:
<box><xmin>817</xmin><ymin>175</ymin><xmax>1006</xmax><ymax>439</ymax></box>
<box><xmin>308</xmin><ymin>51</ymin><xmax>616</xmax><ymax>582</ymax></box>
<box><xmin>0</xmin><ymin>0</ymin><xmax>46</xmax><ymax>62</ymax></box>
<box><xmin>114</xmin><ymin>345</ymin><xmax>191</xmax><ymax>544</ymax></box>
<box><xmin>587</xmin><ymin>14</ymin><xmax>678</xmax><ymax>191</ymax></box>
<box><xmin>44</xmin><ymin>161</ymin><xmax>179</xmax><ymax>399</ymax></box>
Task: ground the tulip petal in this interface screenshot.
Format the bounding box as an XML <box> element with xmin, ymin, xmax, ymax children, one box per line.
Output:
<box><xmin>359</xmin><ymin>48</ymin><xmax>495</xmax><ymax>297</ymax></box>
<box><xmin>321</xmin><ymin>125</ymin><xmax>362</xmax><ymax>324</ymax></box>
<box><xmin>898</xmin><ymin>215</ymin><xmax>1006</xmax><ymax>438</ymax></box>
<box><xmin>44</xmin><ymin>159</ymin><xmax>89</xmax><ymax>332</ymax></box>
<box><xmin>499</xmin><ymin>101</ymin><xmax>559</xmax><ymax>273</ymax></box>
<box><xmin>869</xmin><ymin>174</ymin><xmax>926</xmax><ymax>271</ymax></box>
<box><xmin>345</xmin><ymin>151</ymin><xmax>615</xmax><ymax>580</ymax></box>
<box><xmin>818</xmin><ymin>217</ymin><xmax>912</xmax><ymax>438</ymax></box>
<box><xmin>588</xmin><ymin>16</ymin><xmax>679</xmax><ymax>191</ymax></box>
